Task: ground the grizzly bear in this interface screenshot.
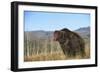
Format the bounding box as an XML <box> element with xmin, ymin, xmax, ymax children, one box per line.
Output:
<box><xmin>53</xmin><ymin>28</ymin><xmax>85</xmax><ymax>58</ymax></box>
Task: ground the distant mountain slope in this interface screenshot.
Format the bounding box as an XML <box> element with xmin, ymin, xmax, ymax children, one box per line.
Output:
<box><xmin>75</xmin><ymin>27</ymin><xmax>90</xmax><ymax>39</ymax></box>
<box><xmin>25</xmin><ymin>31</ymin><xmax>53</xmax><ymax>40</ymax></box>
<box><xmin>25</xmin><ymin>27</ymin><xmax>90</xmax><ymax>40</ymax></box>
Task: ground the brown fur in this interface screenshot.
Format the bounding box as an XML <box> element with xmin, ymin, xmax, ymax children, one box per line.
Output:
<box><xmin>54</xmin><ymin>28</ymin><xmax>85</xmax><ymax>57</ymax></box>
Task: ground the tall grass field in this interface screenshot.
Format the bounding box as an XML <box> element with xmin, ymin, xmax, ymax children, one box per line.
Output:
<box><xmin>24</xmin><ymin>36</ymin><xmax>90</xmax><ymax>62</ymax></box>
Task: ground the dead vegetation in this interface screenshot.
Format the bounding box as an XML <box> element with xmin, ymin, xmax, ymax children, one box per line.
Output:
<box><xmin>24</xmin><ymin>37</ymin><xmax>90</xmax><ymax>62</ymax></box>
<box><xmin>24</xmin><ymin>46</ymin><xmax>90</xmax><ymax>62</ymax></box>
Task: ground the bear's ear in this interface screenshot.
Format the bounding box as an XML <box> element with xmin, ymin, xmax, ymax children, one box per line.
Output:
<box><xmin>54</xmin><ymin>31</ymin><xmax>61</xmax><ymax>37</ymax></box>
<box><xmin>54</xmin><ymin>30</ymin><xmax>59</xmax><ymax>33</ymax></box>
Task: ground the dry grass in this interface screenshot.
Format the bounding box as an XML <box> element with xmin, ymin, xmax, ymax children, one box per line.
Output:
<box><xmin>24</xmin><ymin>39</ymin><xmax>90</xmax><ymax>62</ymax></box>
<box><xmin>24</xmin><ymin>52</ymin><xmax>66</xmax><ymax>62</ymax></box>
<box><xmin>24</xmin><ymin>47</ymin><xmax>90</xmax><ymax>62</ymax></box>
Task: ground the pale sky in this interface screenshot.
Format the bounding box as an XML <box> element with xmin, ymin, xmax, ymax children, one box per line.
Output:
<box><xmin>24</xmin><ymin>11</ymin><xmax>90</xmax><ymax>31</ymax></box>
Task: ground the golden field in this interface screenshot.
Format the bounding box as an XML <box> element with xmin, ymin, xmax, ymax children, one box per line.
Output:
<box><xmin>24</xmin><ymin>39</ymin><xmax>90</xmax><ymax>62</ymax></box>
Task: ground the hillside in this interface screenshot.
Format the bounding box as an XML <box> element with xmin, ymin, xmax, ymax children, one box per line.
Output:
<box><xmin>24</xmin><ymin>26</ymin><xmax>90</xmax><ymax>40</ymax></box>
<box><xmin>75</xmin><ymin>26</ymin><xmax>90</xmax><ymax>39</ymax></box>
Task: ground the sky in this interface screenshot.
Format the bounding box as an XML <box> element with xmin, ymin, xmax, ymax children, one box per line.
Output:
<box><xmin>24</xmin><ymin>11</ymin><xmax>90</xmax><ymax>31</ymax></box>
